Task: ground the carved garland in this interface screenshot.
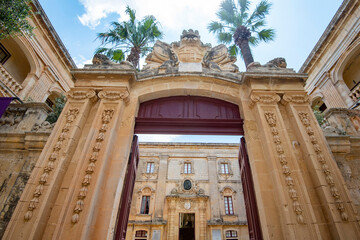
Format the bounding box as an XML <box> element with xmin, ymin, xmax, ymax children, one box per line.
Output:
<box><xmin>298</xmin><ymin>111</ymin><xmax>349</xmax><ymax>221</ymax></box>
<box><xmin>264</xmin><ymin>111</ymin><xmax>305</xmax><ymax>224</ymax></box>
<box><xmin>24</xmin><ymin>108</ymin><xmax>80</xmax><ymax>221</ymax></box>
<box><xmin>71</xmin><ymin>108</ymin><xmax>115</xmax><ymax>224</ymax></box>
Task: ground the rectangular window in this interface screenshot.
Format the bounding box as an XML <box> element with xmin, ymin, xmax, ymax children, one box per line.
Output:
<box><xmin>184</xmin><ymin>162</ymin><xmax>191</xmax><ymax>174</ymax></box>
<box><xmin>224</xmin><ymin>196</ymin><xmax>234</xmax><ymax>215</ymax></box>
<box><xmin>225</xmin><ymin>230</ymin><xmax>238</xmax><ymax>239</ymax></box>
<box><xmin>146</xmin><ymin>162</ymin><xmax>154</xmax><ymax>173</ymax></box>
<box><xmin>135</xmin><ymin>230</ymin><xmax>148</xmax><ymax>240</ymax></box>
<box><xmin>221</xmin><ymin>163</ymin><xmax>229</xmax><ymax>174</ymax></box>
<box><xmin>140</xmin><ymin>196</ymin><xmax>150</xmax><ymax>214</ymax></box>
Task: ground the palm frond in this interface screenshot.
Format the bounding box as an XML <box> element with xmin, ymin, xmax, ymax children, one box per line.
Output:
<box><xmin>247</xmin><ymin>0</ymin><xmax>271</xmax><ymax>24</ymax></box>
<box><xmin>257</xmin><ymin>28</ymin><xmax>275</xmax><ymax>42</ymax></box>
<box><xmin>238</xmin><ymin>0</ymin><xmax>250</xmax><ymax>17</ymax></box>
<box><xmin>229</xmin><ymin>44</ymin><xmax>239</xmax><ymax>56</ymax></box>
<box><xmin>218</xmin><ymin>32</ymin><xmax>233</xmax><ymax>44</ymax></box>
<box><xmin>208</xmin><ymin>21</ymin><xmax>225</xmax><ymax>33</ymax></box>
<box><xmin>248</xmin><ymin>36</ymin><xmax>259</xmax><ymax>46</ymax></box>
<box><xmin>126</xmin><ymin>6</ymin><xmax>136</xmax><ymax>24</ymax></box>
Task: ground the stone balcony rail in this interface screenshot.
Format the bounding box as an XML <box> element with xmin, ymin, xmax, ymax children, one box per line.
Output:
<box><xmin>349</xmin><ymin>82</ymin><xmax>360</xmax><ymax>101</ymax></box>
<box><xmin>0</xmin><ymin>64</ymin><xmax>23</xmax><ymax>95</ymax></box>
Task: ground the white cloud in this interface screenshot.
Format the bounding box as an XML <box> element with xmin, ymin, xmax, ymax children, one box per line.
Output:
<box><xmin>77</xmin><ymin>0</ymin><xmax>222</xmax><ymax>30</ymax></box>
<box><xmin>73</xmin><ymin>55</ymin><xmax>92</xmax><ymax>68</ymax></box>
<box><xmin>138</xmin><ymin>134</ymin><xmax>181</xmax><ymax>142</ymax></box>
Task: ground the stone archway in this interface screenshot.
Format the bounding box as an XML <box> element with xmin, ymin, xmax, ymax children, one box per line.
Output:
<box><xmin>4</xmin><ymin>30</ymin><xmax>360</xmax><ymax>240</ymax></box>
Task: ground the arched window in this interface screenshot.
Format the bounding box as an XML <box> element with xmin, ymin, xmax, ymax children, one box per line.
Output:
<box><xmin>220</xmin><ymin>187</ymin><xmax>237</xmax><ymax>215</ymax></box>
<box><xmin>225</xmin><ymin>230</ymin><xmax>238</xmax><ymax>240</ymax></box>
<box><xmin>135</xmin><ymin>230</ymin><xmax>148</xmax><ymax>240</ymax></box>
<box><xmin>137</xmin><ymin>186</ymin><xmax>154</xmax><ymax>215</ymax></box>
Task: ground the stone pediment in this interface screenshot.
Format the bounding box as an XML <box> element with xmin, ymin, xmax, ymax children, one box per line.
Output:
<box><xmin>142</xmin><ymin>29</ymin><xmax>239</xmax><ymax>73</ymax></box>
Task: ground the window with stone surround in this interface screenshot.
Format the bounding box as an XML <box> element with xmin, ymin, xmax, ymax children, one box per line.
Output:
<box><xmin>221</xmin><ymin>163</ymin><xmax>229</xmax><ymax>174</ymax></box>
<box><xmin>140</xmin><ymin>196</ymin><xmax>150</xmax><ymax>214</ymax></box>
<box><xmin>224</xmin><ymin>196</ymin><xmax>234</xmax><ymax>215</ymax></box>
<box><xmin>184</xmin><ymin>162</ymin><xmax>191</xmax><ymax>174</ymax></box>
<box><xmin>218</xmin><ymin>159</ymin><xmax>233</xmax><ymax>179</ymax></box>
<box><xmin>225</xmin><ymin>230</ymin><xmax>238</xmax><ymax>240</ymax></box>
<box><xmin>135</xmin><ymin>230</ymin><xmax>148</xmax><ymax>240</ymax></box>
<box><xmin>146</xmin><ymin>162</ymin><xmax>154</xmax><ymax>173</ymax></box>
<box><xmin>180</xmin><ymin>159</ymin><xmax>194</xmax><ymax>175</ymax></box>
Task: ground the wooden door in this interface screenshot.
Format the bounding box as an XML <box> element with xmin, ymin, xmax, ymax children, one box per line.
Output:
<box><xmin>115</xmin><ymin>135</ymin><xmax>140</xmax><ymax>240</ymax></box>
<box><xmin>239</xmin><ymin>137</ymin><xmax>263</xmax><ymax>240</ymax></box>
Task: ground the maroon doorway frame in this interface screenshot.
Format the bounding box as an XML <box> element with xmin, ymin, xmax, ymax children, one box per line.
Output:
<box><xmin>115</xmin><ymin>96</ymin><xmax>262</xmax><ymax>240</ymax></box>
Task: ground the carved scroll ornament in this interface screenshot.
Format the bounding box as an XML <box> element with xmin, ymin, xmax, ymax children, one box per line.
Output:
<box><xmin>249</xmin><ymin>93</ymin><xmax>281</xmax><ymax>108</ymax></box>
<box><xmin>281</xmin><ymin>94</ymin><xmax>310</xmax><ymax>105</ymax></box>
<box><xmin>298</xmin><ymin>111</ymin><xmax>349</xmax><ymax>221</ymax></box>
<box><xmin>67</xmin><ymin>90</ymin><xmax>97</xmax><ymax>102</ymax></box>
<box><xmin>24</xmin><ymin>108</ymin><xmax>79</xmax><ymax>221</ymax></box>
<box><xmin>71</xmin><ymin>108</ymin><xmax>115</xmax><ymax>224</ymax></box>
<box><xmin>98</xmin><ymin>89</ymin><xmax>130</xmax><ymax>102</ymax></box>
<box><xmin>264</xmin><ymin>111</ymin><xmax>304</xmax><ymax>224</ymax></box>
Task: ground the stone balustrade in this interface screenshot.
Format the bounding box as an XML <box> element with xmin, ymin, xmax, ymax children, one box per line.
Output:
<box><xmin>0</xmin><ymin>64</ymin><xmax>23</xmax><ymax>95</ymax></box>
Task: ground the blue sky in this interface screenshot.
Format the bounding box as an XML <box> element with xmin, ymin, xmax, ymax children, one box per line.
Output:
<box><xmin>38</xmin><ymin>0</ymin><xmax>341</xmax><ymax>143</ymax></box>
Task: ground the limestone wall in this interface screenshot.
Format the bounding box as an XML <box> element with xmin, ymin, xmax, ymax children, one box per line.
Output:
<box><xmin>0</xmin><ymin>103</ymin><xmax>52</xmax><ymax>238</ymax></box>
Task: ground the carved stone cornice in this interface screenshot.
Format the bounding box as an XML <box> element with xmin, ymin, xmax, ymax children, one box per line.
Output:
<box><xmin>249</xmin><ymin>91</ymin><xmax>281</xmax><ymax>108</ymax></box>
<box><xmin>67</xmin><ymin>89</ymin><xmax>97</xmax><ymax>102</ymax></box>
<box><xmin>98</xmin><ymin>88</ymin><xmax>130</xmax><ymax>103</ymax></box>
<box><xmin>281</xmin><ymin>93</ymin><xmax>310</xmax><ymax>105</ymax></box>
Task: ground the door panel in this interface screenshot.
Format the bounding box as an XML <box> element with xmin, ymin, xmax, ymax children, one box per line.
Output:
<box><xmin>115</xmin><ymin>135</ymin><xmax>140</xmax><ymax>240</ymax></box>
<box><xmin>239</xmin><ymin>137</ymin><xmax>263</xmax><ymax>240</ymax></box>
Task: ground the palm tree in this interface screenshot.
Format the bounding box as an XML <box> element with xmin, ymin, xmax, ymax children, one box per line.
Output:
<box><xmin>96</xmin><ymin>6</ymin><xmax>163</xmax><ymax>69</ymax></box>
<box><xmin>208</xmin><ymin>0</ymin><xmax>275</xmax><ymax>68</ymax></box>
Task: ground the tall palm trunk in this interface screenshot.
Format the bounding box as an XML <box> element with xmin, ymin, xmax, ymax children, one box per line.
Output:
<box><xmin>234</xmin><ymin>25</ymin><xmax>254</xmax><ymax>68</ymax></box>
<box><xmin>126</xmin><ymin>47</ymin><xmax>141</xmax><ymax>69</ymax></box>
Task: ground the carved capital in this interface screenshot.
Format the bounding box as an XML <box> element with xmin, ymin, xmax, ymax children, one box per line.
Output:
<box><xmin>67</xmin><ymin>89</ymin><xmax>97</xmax><ymax>102</ymax></box>
<box><xmin>98</xmin><ymin>88</ymin><xmax>130</xmax><ymax>102</ymax></box>
<box><xmin>281</xmin><ymin>93</ymin><xmax>310</xmax><ymax>105</ymax></box>
<box><xmin>249</xmin><ymin>92</ymin><xmax>280</xmax><ymax>108</ymax></box>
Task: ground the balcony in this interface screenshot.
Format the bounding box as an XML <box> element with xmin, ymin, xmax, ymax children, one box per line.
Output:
<box><xmin>0</xmin><ymin>64</ymin><xmax>23</xmax><ymax>97</ymax></box>
<box><xmin>349</xmin><ymin>81</ymin><xmax>360</xmax><ymax>102</ymax></box>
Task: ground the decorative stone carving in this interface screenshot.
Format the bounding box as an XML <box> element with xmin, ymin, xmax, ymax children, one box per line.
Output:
<box><xmin>67</xmin><ymin>90</ymin><xmax>97</xmax><ymax>102</ymax></box>
<box><xmin>142</xmin><ymin>29</ymin><xmax>238</xmax><ymax>72</ymax></box>
<box><xmin>98</xmin><ymin>88</ymin><xmax>130</xmax><ymax>102</ymax></box>
<box><xmin>298</xmin><ymin>111</ymin><xmax>349</xmax><ymax>221</ymax></box>
<box><xmin>71</xmin><ymin>108</ymin><xmax>114</xmax><ymax>224</ymax></box>
<box><xmin>170</xmin><ymin>178</ymin><xmax>204</xmax><ymax>195</ymax></box>
<box><xmin>202</xmin><ymin>44</ymin><xmax>239</xmax><ymax>72</ymax></box>
<box><xmin>281</xmin><ymin>93</ymin><xmax>310</xmax><ymax>105</ymax></box>
<box><xmin>249</xmin><ymin>92</ymin><xmax>281</xmax><ymax>108</ymax></box>
<box><xmin>24</xmin><ymin>107</ymin><xmax>79</xmax><ymax>221</ymax></box>
<box><xmin>264</xmin><ymin>111</ymin><xmax>305</xmax><ymax>224</ymax></box>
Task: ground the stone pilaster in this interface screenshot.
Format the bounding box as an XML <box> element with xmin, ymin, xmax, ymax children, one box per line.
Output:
<box><xmin>207</xmin><ymin>156</ymin><xmax>221</xmax><ymax>219</ymax></box>
<box><xmin>282</xmin><ymin>91</ymin><xmax>360</xmax><ymax>239</ymax></box>
<box><xmin>3</xmin><ymin>88</ymin><xmax>98</xmax><ymax>240</ymax></box>
<box><xmin>198</xmin><ymin>198</ymin><xmax>207</xmax><ymax>240</ymax></box>
<box><xmin>249</xmin><ymin>90</ymin><xmax>315</xmax><ymax>239</ymax></box>
<box><xmin>154</xmin><ymin>155</ymin><xmax>169</xmax><ymax>219</ymax></box>
<box><xmin>167</xmin><ymin>198</ymin><xmax>177</xmax><ymax>240</ymax></box>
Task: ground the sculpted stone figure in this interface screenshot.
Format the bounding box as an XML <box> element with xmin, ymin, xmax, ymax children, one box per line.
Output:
<box><xmin>92</xmin><ymin>53</ymin><xmax>113</xmax><ymax>65</ymax></box>
<box><xmin>143</xmin><ymin>40</ymin><xmax>178</xmax><ymax>70</ymax></box>
<box><xmin>203</xmin><ymin>44</ymin><xmax>239</xmax><ymax>72</ymax></box>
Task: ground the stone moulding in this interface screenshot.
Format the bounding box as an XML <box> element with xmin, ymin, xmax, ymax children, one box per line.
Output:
<box><xmin>67</xmin><ymin>90</ymin><xmax>98</xmax><ymax>102</ymax></box>
<box><xmin>264</xmin><ymin>111</ymin><xmax>305</xmax><ymax>224</ymax></box>
<box><xmin>281</xmin><ymin>93</ymin><xmax>310</xmax><ymax>105</ymax></box>
<box><xmin>98</xmin><ymin>88</ymin><xmax>130</xmax><ymax>103</ymax></box>
<box><xmin>24</xmin><ymin>107</ymin><xmax>79</xmax><ymax>221</ymax></box>
<box><xmin>297</xmin><ymin>111</ymin><xmax>349</xmax><ymax>221</ymax></box>
<box><xmin>71</xmin><ymin>108</ymin><xmax>114</xmax><ymax>224</ymax></box>
<box><xmin>249</xmin><ymin>92</ymin><xmax>281</xmax><ymax>108</ymax></box>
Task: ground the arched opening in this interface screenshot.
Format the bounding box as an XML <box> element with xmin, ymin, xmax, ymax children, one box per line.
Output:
<box><xmin>343</xmin><ymin>50</ymin><xmax>360</xmax><ymax>101</ymax></box>
<box><xmin>0</xmin><ymin>38</ymin><xmax>31</xmax><ymax>85</ymax></box>
<box><xmin>45</xmin><ymin>91</ymin><xmax>62</xmax><ymax>108</ymax></box>
<box><xmin>311</xmin><ymin>97</ymin><xmax>327</xmax><ymax>113</ymax></box>
<box><xmin>115</xmin><ymin>96</ymin><xmax>262</xmax><ymax>240</ymax></box>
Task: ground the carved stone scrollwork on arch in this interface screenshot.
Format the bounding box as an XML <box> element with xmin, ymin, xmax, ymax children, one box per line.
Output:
<box><xmin>67</xmin><ymin>89</ymin><xmax>98</xmax><ymax>102</ymax></box>
<box><xmin>98</xmin><ymin>87</ymin><xmax>130</xmax><ymax>103</ymax></box>
<box><xmin>249</xmin><ymin>91</ymin><xmax>281</xmax><ymax>108</ymax></box>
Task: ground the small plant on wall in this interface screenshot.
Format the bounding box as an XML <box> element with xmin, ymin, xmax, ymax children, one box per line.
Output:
<box><xmin>46</xmin><ymin>95</ymin><xmax>66</xmax><ymax>124</ymax></box>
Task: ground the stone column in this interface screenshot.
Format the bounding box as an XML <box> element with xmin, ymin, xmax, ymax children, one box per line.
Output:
<box><xmin>207</xmin><ymin>156</ymin><xmax>221</xmax><ymax>220</ymax></box>
<box><xmin>335</xmin><ymin>79</ymin><xmax>354</xmax><ymax>107</ymax></box>
<box><xmin>154</xmin><ymin>155</ymin><xmax>169</xmax><ymax>219</ymax></box>
<box><xmin>3</xmin><ymin>89</ymin><xmax>97</xmax><ymax>240</ymax></box>
<box><xmin>281</xmin><ymin>91</ymin><xmax>360</xmax><ymax>239</ymax></box>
